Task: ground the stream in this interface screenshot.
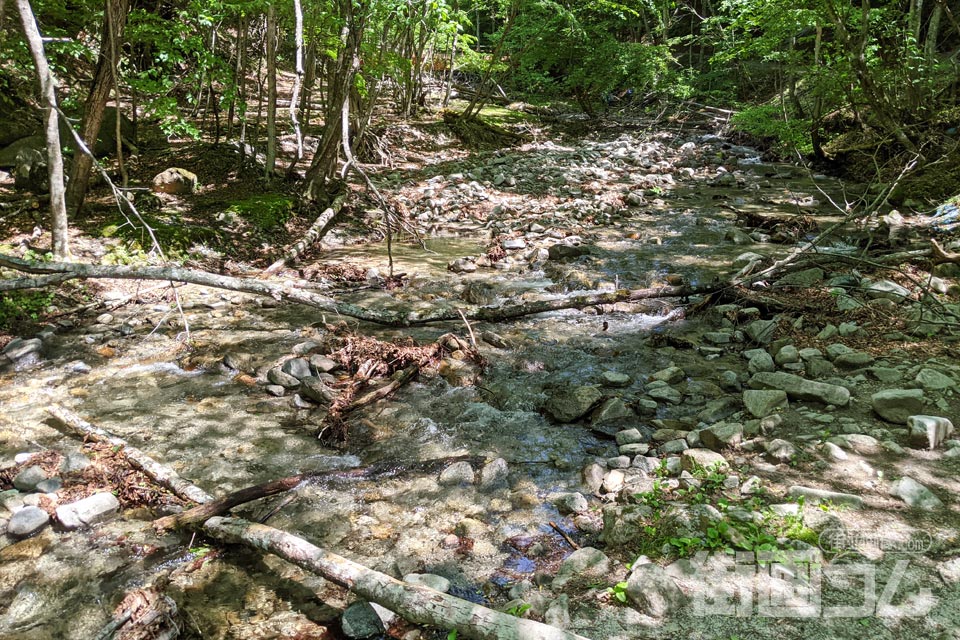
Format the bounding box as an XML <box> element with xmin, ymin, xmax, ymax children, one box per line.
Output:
<box><xmin>3</xmin><ymin>129</ymin><xmax>954</xmax><ymax>640</ymax></box>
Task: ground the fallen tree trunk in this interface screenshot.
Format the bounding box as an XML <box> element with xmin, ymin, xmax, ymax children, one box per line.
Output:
<box><xmin>204</xmin><ymin>516</ymin><xmax>592</xmax><ymax>640</ymax></box>
<box><xmin>0</xmin><ymin>252</ymin><xmax>716</xmax><ymax>326</ymax></box>
<box><xmin>47</xmin><ymin>405</ymin><xmax>215</xmax><ymax>504</ymax></box>
<box><xmin>262</xmin><ymin>190</ymin><xmax>347</xmax><ymax>276</ymax></box>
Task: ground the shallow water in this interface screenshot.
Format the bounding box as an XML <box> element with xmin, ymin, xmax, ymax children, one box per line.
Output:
<box><xmin>0</xmin><ymin>134</ymin><xmax>860</xmax><ymax>638</ymax></box>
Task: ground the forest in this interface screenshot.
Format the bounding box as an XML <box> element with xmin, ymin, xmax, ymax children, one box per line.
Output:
<box><xmin>1</xmin><ymin>0</ymin><xmax>960</xmax><ymax>639</ymax></box>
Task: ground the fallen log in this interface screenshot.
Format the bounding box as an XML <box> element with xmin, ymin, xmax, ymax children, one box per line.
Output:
<box><xmin>0</xmin><ymin>252</ymin><xmax>717</xmax><ymax>326</ymax></box>
<box><xmin>262</xmin><ymin>190</ymin><xmax>347</xmax><ymax>276</ymax></box>
<box><xmin>204</xmin><ymin>516</ymin><xmax>593</xmax><ymax>640</ymax></box>
<box><xmin>154</xmin><ymin>475</ymin><xmax>306</xmax><ymax>531</ymax></box>
<box><xmin>47</xmin><ymin>405</ymin><xmax>215</xmax><ymax>505</ymax></box>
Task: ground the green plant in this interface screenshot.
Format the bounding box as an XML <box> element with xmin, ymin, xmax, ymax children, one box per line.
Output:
<box><xmin>635</xmin><ymin>479</ymin><xmax>667</xmax><ymax>511</ymax></box>
<box><xmin>504</xmin><ymin>603</ymin><xmax>531</xmax><ymax>617</ymax></box>
<box><xmin>607</xmin><ymin>581</ymin><xmax>629</xmax><ymax>604</ymax></box>
<box><xmin>667</xmin><ymin>536</ymin><xmax>702</xmax><ymax>557</ymax></box>
<box><xmin>447</xmin><ymin>629</ymin><xmax>457</xmax><ymax>640</ymax></box>
<box><xmin>0</xmin><ymin>290</ymin><xmax>56</xmax><ymax>330</ymax></box>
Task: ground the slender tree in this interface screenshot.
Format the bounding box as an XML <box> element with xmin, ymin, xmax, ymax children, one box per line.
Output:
<box><xmin>15</xmin><ymin>0</ymin><xmax>71</xmax><ymax>260</ymax></box>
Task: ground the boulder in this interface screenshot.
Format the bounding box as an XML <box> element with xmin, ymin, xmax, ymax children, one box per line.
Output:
<box><xmin>889</xmin><ymin>477</ymin><xmax>942</xmax><ymax>510</ymax></box>
<box><xmin>340</xmin><ymin>602</ymin><xmax>384</xmax><ymax>639</ymax></box>
<box><xmin>626</xmin><ymin>562</ymin><xmax>686</xmax><ymax>618</ymax></box>
<box><xmin>552</xmin><ymin>547</ymin><xmax>610</xmax><ymax>588</ymax></box>
<box><xmin>907</xmin><ymin>415</ymin><xmax>954</xmax><ymax>450</ymax></box>
<box><xmin>8</xmin><ymin>506</ymin><xmax>50</xmax><ymax>538</ymax></box>
<box><xmin>871</xmin><ymin>389</ymin><xmax>924</xmax><ymax>424</ymax></box>
<box><xmin>152</xmin><ymin>167</ymin><xmax>198</xmax><ymax>195</ymax></box>
<box><xmin>545</xmin><ymin>385</ymin><xmax>602</xmax><ymax>422</ymax></box>
<box><xmin>0</xmin><ymin>135</ymin><xmax>45</xmax><ymax>168</ymax></box>
<box><xmin>699</xmin><ymin>423</ymin><xmax>743</xmax><ymax>451</ymax></box>
<box><xmin>438</xmin><ymin>461</ymin><xmax>475</xmax><ymax>486</ymax></box>
<box><xmin>787</xmin><ymin>486</ymin><xmax>862</xmax><ymax>509</ymax></box>
<box><xmin>742</xmin><ymin>390</ymin><xmax>788</xmax><ymax>418</ymax></box>
<box><xmin>864</xmin><ymin>280</ymin><xmax>911</xmax><ymax>301</ymax></box>
<box><xmin>13</xmin><ymin>465</ymin><xmax>48</xmax><ymax>492</ymax></box>
<box><xmin>744</xmin><ymin>319</ymin><xmax>777</xmax><ymax>344</ymax></box>
<box><xmin>56</xmin><ymin>492</ymin><xmax>120</xmax><ymax>529</ymax></box>
<box><xmin>748</xmin><ymin>371</ymin><xmax>850</xmax><ymax>406</ymax></box>
<box><xmin>914</xmin><ymin>368</ymin><xmax>956</xmax><ymax>391</ymax></box>
<box><xmin>680</xmin><ymin>448</ymin><xmax>728</xmax><ymax>472</ymax></box>
<box><xmin>591</xmin><ymin>397</ymin><xmax>636</xmax><ymax>425</ymax></box>
<box><xmin>299</xmin><ymin>376</ymin><xmax>336</xmax><ymax>403</ymax></box>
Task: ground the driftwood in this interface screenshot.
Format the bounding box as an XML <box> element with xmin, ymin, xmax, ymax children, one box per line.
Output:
<box><xmin>94</xmin><ymin>587</ymin><xmax>180</xmax><ymax>640</ymax></box>
<box><xmin>0</xmin><ymin>252</ymin><xmax>715</xmax><ymax>326</ymax></box>
<box><xmin>204</xmin><ymin>516</ymin><xmax>592</xmax><ymax>640</ymax></box>
<box><xmin>47</xmin><ymin>405</ymin><xmax>214</xmax><ymax>505</ymax></box>
<box><xmin>262</xmin><ymin>190</ymin><xmax>347</xmax><ymax>275</ymax></box>
<box><xmin>931</xmin><ymin>239</ymin><xmax>960</xmax><ymax>265</ymax></box>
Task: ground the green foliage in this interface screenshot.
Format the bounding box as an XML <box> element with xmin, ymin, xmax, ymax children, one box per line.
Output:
<box><xmin>607</xmin><ymin>580</ymin><xmax>629</xmax><ymax>603</ymax></box>
<box><xmin>0</xmin><ymin>290</ymin><xmax>56</xmax><ymax>330</ymax></box>
<box><xmin>731</xmin><ymin>104</ymin><xmax>812</xmax><ymax>155</ymax></box>
<box><xmin>503</xmin><ymin>602</ymin><xmax>531</xmax><ymax>617</ymax></box>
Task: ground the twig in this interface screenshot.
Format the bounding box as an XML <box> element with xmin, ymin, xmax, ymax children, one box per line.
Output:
<box><xmin>456</xmin><ymin>308</ymin><xmax>477</xmax><ymax>348</ymax></box>
<box><xmin>549</xmin><ymin>521</ymin><xmax>580</xmax><ymax>550</ymax></box>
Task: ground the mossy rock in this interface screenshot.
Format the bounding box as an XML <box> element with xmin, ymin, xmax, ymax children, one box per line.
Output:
<box><xmin>225</xmin><ymin>194</ymin><xmax>295</xmax><ymax>231</ymax></box>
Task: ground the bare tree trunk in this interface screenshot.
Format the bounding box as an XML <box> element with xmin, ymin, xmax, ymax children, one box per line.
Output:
<box><xmin>265</xmin><ymin>5</ymin><xmax>278</xmax><ymax>176</ymax></box>
<box><xmin>65</xmin><ymin>0</ymin><xmax>129</xmax><ymax>215</ymax></box>
<box><xmin>0</xmin><ymin>252</ymin><xmax>712</xmax><ymax>326</ymax></box>
<box><xmin>16</xmin><ymin>0</ymin><xmax>71</xmax><ymax>259</ymax></box>
<box><xmin>289</xmin><ymin>0</ymin><xmax>305</xmax><ymax>166</ymax></box>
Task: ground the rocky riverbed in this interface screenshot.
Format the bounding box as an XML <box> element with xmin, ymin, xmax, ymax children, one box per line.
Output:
<box><xmin>2</xmin><ymin>126</ymin><xmax>960</xmax><ymax>640</ymax></box>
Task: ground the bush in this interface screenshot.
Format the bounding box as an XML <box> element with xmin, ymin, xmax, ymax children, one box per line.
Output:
<box><xmin>731</xmin><ymin>104</ymin><xmax>812</xmax><ymax>156</ymax></box>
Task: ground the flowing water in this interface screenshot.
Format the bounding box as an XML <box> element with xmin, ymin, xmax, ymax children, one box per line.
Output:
<box><xmin>0</xmin><ymin>132</ymin><xmax>867</xmax><ymax>639</ymax></box>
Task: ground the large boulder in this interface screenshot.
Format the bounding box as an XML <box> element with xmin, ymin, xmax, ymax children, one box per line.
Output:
<box><xmin>0</xmin><ymin>135</ymin><xmax>45</xmax><ymax>168</ymax></box>
<box><xmin>871</xmin><ymin>389</ymin><xmax>924</xmax><ymax>424</ymax></box>
<box><xmin>152</xmin><ymin>167</ymin><xmax>199</xmax><ymax>195</ymax></box>
<box><xmin>748</xmin><ymin>371</ymin><xmax>850</xmax><ymax>406</ymax></box>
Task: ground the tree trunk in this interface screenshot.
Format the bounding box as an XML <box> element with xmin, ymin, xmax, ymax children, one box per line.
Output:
<box><xmin>0</xmin><ymin>251</ymin><xmax>712</xmax><ymax>326</ymax></box>
<box><xmin>204</xmin><ymin>517</ymin><xmax>593</xmax><ymax>640</ymax></box>
<box><xmin>304</xmin><ymin>0</ymin><xmax>368</xmax><ymax>199</ymax></box>
<box><xmin>289</xmin><ymin>0</ymin><xmax>305</xmax><ymax>165</ymax></box>
<box><xmin>15</xmin><ymin>0</ymin><xmax>71</xmax><ymax>260</ymax></box>
<box><xmin>265</xmin><ymin>5</ymin><xmax>278</xmax><ymax>176</ymax></box>
<box><xmin>65</xmin><ymin>0</ymin><xmax>129</xmax><ymax>215</ymax></box>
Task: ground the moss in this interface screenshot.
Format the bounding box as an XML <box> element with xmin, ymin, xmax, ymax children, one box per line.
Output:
<box><xmin>101</xmin><ymin>213</ymin><xmax>220</xmax><ymax>256</ymax></box>
<box><xmin>225</xmin><ymin>194</ymin><xmax>295</xmax><ymax>231</ymax></box>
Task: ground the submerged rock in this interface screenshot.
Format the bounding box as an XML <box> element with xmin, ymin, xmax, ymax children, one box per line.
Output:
<box><xmin>545</xmin><ymin>385</ymin><xmax>602</xmax><ymax>422</ymax></box>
